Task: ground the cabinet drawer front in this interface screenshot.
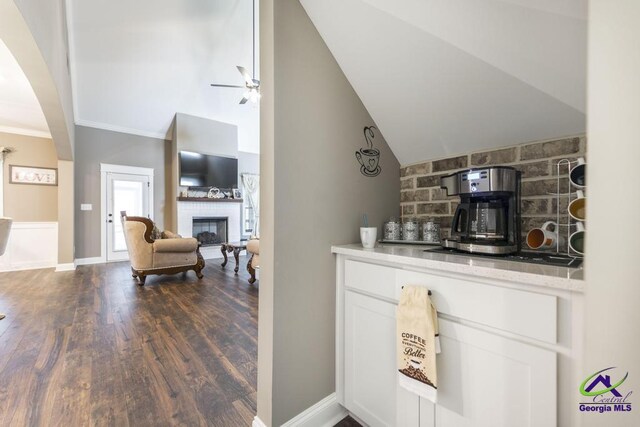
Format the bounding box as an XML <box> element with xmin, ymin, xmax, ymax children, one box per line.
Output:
<box><xmin>345</xmin><ymin>259</ymin><xmax>397</xmax><ymax>300</ymax></box>
<box><xmin>396</xmin><ymin>270</ymin><xmax>557</xmax><ymax>343</ymax></box>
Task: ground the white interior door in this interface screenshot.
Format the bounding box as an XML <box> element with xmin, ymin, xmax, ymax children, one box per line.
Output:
<box><xmin>106</xmin><ymin>172</ymin><xmax>151</xmax><ymax>262</ymax></box>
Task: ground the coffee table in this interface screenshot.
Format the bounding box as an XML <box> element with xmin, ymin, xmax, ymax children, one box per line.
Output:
<box><xmin>220</xmin><ymin>241</ymin><xmax>248</xmax><ymax>274</ymax></box>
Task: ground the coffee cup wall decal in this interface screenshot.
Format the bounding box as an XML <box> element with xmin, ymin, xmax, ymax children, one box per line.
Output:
<box><xmin>356</xmin><ymin>126</ymin><xmax>381</xmax><ymax>177</ymax></box>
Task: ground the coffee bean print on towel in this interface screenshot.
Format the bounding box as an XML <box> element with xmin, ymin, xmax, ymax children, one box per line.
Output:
<box><xmin>356</xmin><ymin>126</ymin><xmax>382</xmax><ymax>177</ymax></box>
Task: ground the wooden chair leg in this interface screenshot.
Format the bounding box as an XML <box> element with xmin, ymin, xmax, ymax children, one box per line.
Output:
<box><xmin>138</xmin><ymin>275</ymin><xmax>147</xmax><ymax>286</ymax></box>
<box><xmin>247</xmin><ymin>256</ymin><xmax>257</xmax><ymax>284</ymax></box>
<box><xmin>221</xmin><ymin>244</ymin><xmax>228</xmax><ymax>267</ymax></box>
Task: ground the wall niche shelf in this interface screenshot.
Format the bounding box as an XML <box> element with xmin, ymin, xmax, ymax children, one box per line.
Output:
<box><xmin>177</xmin><ymin>197</ymin><xmax>243</xmax><ymax>203</ymax></box>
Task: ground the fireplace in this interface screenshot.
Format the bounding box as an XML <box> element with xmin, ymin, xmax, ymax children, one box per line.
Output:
<box><xmin>192</xmin><ymin>217</ymin><xmax>228</xmax><ymax>246</ymax></box>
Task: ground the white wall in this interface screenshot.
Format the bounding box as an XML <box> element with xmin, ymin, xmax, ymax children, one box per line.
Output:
<box><xmin>301</xmin><ymin>0</ymin><xmax>586</xmax><ymax>164</ymax></box>
<box><xmin>69</xmin><ymin>0</ymin><xmax>260</xmax><ymax>153</ymax></box>
<box><xmin>583</xmin><ymin>1</ymin><xmax>640</xmax><ymax>426</ymax></box>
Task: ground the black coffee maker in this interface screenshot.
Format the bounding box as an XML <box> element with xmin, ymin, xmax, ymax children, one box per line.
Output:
<box><xmin>440</xmin><ymin>166</ymin><xmax>521</xmax><ymax>255</ymax></box>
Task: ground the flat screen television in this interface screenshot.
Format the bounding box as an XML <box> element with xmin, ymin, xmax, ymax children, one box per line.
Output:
<box><xmin>179</xmin><ymin>151</ymin><xmax>238</xmax><ymax>188</ymax></box>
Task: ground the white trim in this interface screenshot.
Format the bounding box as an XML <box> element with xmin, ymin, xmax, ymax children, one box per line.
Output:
<box><xmin>100</xmin><ymin>163</ymin><xmax>155</xmax><ymax>176</ymax></box>
<box><xmin>77</xmin><ymin>119</ymin><xmax>168</xmax><ymax>140</ymax></box>
<box><xmin>100</xmin><ymin>164</ymin><xmax>154</xmax><ymax>262</ymax></box>
<box><xmin>281</xmin><ymin>393</ymin><xmax>348</xmax><ymax>427</ymax></box>
<box><xmin>252</xmin><ymin>417</ymin><xmax>267</xmax><ymax>427</ymax></box>
<box><xmin>0</xmin><ymin>126</ymin><xmax>52</xmax><ymax>139</ymax></box>
<box><xmin>0</xmin><ymin>222</ymin><xmax>58</xmax><ymax>272</ymax></box>
<box><xmin>55</xmin><ymin>262</ymin><xmax>76</xmax><ymax>272</ymax></box>
<box><xmin>74</xmin><ymin>256</ymin><xmax>105</xmax><ymax>266</ymax></box>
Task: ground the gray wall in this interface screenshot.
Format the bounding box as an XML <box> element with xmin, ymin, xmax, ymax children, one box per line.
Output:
<box><xmin>74</xmin><ymin>125</ymin><xmax>167</xmax><ymax>259</ymax></box>
<box><xmin>166</xmin><ymin>113</ymin><xmax>258</xmax><ymax>231</ymax></box>
<box><xmin>258</xmin><ymin>0</ymin><xmax>401</xmax><ymax>425</ymax></box>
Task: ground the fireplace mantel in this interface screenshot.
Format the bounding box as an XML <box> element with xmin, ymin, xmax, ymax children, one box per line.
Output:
<box><xmin>177</xmin><ymin>197</ymin><xmax>243</xmax><ymax>203</ymax></box>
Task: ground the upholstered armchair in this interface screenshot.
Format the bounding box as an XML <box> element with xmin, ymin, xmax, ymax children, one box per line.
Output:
<box><xmin>120</xmin><ymin>212</ymin><xmax>205</xmax><ymax>285</ymax></box>
<box><xmin>246</xmin><ymin>237</ymin><xmax>259</xmax><ymax>284</ymax></box>
<box><xmin>0</xmin><ymin>217</ymin><xmax>12</xmax><ymax>321</ymax></box>
<box><xmin>0</xmin><ymin>217</ymin><xmax>12</xmax><ymax>257</ymax></box>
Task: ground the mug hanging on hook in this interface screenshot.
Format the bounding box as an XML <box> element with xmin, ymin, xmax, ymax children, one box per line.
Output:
<box><xmin>570</xmin><ymin>158</ymin><xmax>586</xmax><ymax>188</ymax></box>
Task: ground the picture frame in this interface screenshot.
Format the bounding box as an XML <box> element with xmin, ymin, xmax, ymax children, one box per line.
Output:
<box><xmin>232</xmin><ymin>188</ymin><xmax>242</xmax><ymax>199</ymax></box>
<box><xmin>9</xmin><ymin>165</ymin><xmax>58</xmax><ymax>186</ymax></box>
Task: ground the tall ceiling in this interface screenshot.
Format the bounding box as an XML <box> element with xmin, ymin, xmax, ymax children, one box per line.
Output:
<box><xmin>0</xmin><ymin>39</ymin><xmax>50</xmax><ymax>138</ymax></box>
<box><xmin>300</xmin><ymin>0</ymin><xmax>587</xmax><ymax>164</ymax></box>
<box><xmin>68</xmin><ymin>0</ymin><xmax>260</xmax><ymax>153</ymax></box>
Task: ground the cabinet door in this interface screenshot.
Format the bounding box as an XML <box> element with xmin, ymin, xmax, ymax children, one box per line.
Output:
<box><xmin>344</xmin><ymin>290</ymin><xmax>419</xmax><ymax>427</ymax></box>
<box><xmin>434</xmin><ymin>319</ymin><xmax>557</xmax><ymax>427</ymax></box>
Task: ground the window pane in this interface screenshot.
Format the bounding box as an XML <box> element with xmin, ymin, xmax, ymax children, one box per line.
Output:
<box><xmin>113</xmin><ymin>180</ymin><xmax>144</xmax><ymax>252</ymax></box>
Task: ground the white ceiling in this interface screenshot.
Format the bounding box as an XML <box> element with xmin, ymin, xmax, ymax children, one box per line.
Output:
<box><xmin>301</xmin><ymin>0</ymin><xmax>587</xmax><ymax>164</ymax></box>
<box><xmin>68</xmin><ymin>0</ymin><xmax>260</xmax><ymax>153</ymax></box>
<box><xmin>0</xmin><ymin>39</ymin><xmax>50</xmax><ymax>138</ymax></box>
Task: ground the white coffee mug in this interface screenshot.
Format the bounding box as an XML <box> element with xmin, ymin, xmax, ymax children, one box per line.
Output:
<box><xmin>527</xmin><ymin>221</ymin><xmax>563</xmax><ymax>250</ymax></box>
<box><xmin>360</xmin><ymin>227</ymin><xmax>378</xmax><ymax>249</ymax></box>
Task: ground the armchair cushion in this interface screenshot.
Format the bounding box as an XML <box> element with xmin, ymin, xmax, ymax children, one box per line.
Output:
<box><xmin>246</xmin><ymin>239</ymin><xmax>260</xmax><ymax>255</ymax></box>
<box><xmin>162</xmin><ymin>230</ymin><xmax>182</xmax><ymax>239</ymax></box>
<box><xmin>153</xmin><ymin>237</ymin><xmax>199</xmax><ymax>253</ymax></box>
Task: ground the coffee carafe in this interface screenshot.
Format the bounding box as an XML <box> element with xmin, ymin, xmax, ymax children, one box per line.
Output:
<box><xmin>440</xmin><ymin>167</ymin><xmax>521</xmax><ymax>255</ymax></box>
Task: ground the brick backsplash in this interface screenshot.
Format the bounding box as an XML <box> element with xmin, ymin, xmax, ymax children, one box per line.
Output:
<box><xmin>399</xmin><ymin>135</ymin><xmax>586</xmax><ymax>249</ymax></box>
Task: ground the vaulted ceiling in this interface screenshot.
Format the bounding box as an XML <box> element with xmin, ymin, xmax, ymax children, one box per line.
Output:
<box><xmin>300</xmin><ymin>0</ymin><xmax>587</xmax><ymax>164</ymax></box>
<box><xmin>0</xmin><ymin>39</ymin><xmax>49</xmax><ymax>138</ymax></box>
<box><xmin>68</xmin><ymin>0</ymin><xmax>260</xmax><ymax>153</ymax></box>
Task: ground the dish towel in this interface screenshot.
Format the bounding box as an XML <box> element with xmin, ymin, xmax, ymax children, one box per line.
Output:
<box><xmin>397</xmin><ymin>285</ymin><xmax>441</xmax><ymax>403</ymax></box>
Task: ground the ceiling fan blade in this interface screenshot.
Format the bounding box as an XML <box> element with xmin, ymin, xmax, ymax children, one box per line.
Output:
<box><xmin>239</xmin><ymin>94</ymin><xmax>250</xmax><ymax>105</ymax></box>
<box><xmin>210</xmin><ymin>83</ymin><xmax>245</xmax><ymax>88</ymax></box>
<box><xmin>237</xmin><ymin>66</ymin><xmax>254</xmax><ymax>86</ymax></box>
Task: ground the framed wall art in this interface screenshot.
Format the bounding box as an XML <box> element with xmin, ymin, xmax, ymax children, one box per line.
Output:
<box><xmin>9</xmin><ymin>165</ymin><xmax>58</xmax><ymax>186</ymax></box>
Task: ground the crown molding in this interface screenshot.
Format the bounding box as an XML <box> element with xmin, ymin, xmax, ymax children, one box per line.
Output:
<box><xmin>0</xmin><ymin>126</ymin><xmax>52</xmax><ymax>139</ymax></box>
<box><xmin>75</xmin><ymin>119</ymin><xmax>169</xmax><ymax>140</ymax></box>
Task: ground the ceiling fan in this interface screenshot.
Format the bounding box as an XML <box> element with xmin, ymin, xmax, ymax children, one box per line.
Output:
<box><xmin>210</xmin><ymin>0</ymin><xmax>260</xmax><ymax>104</ymax></box>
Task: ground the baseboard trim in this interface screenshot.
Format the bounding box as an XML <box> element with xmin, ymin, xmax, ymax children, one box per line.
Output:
<box><xmin>55</xmin><ymin>263</ymin><xmax>76</xmax><ymax>272</ymax></box>
<box><xmin>281</xmin><ymin>393</ymin><xmax>347</xmax><ymax>427</ymax></box>
<box><xmin>75</xmin><ymin>256</ymin><xmax>106</xmax><ymax>266</ymax></box>
<box><xmin>252</xmin><ymin>416</ymin><xmax>268</xmax><ymax>427</ymax></box>
<box><xmin>0</xmin><ymin>262</ymin><xmax>56</xmax><ymax>272</ymax></box>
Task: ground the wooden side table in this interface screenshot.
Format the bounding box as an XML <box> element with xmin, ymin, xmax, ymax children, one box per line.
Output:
<box><xmin>220</xmin><ymin>242</ymin><xmax>248</xmax><ymax>274</ymax></box>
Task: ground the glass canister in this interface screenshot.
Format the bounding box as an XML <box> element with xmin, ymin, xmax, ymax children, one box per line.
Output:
<box><xmin>402</xmin><ymin>219</ymin><xmax>419</xmax><ymax>241</ymax></box>
<box><xmin>422</xmin><ymin>220</ymin><xmax>441</xmax><ymax>243</ymax></box>
<box><xmin>383</xmin><ymin>218</ymin><xmax>401</xmax><ymax>241</ymax></box>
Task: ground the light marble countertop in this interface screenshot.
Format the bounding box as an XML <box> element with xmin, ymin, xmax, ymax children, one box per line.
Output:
<box><xmin>332</xmin><ymin>243</ymin><xmax>584</xmax><ymax>292</ymax></box>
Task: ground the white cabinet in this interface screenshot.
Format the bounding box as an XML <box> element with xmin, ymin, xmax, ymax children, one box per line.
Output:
<box><xmin>337</xmin><ymin>257</ymin><xmax>579</xmax><ymax>427</ymax></box>
<box><xmin>434</xmin><ymin>319</ymin><xmax>556</xmax><ymax>427</ymax></box>
<box><xmin>344</xmin><ymin>290</ymin><xmax>420</xmax><ymax>427</ymax></box>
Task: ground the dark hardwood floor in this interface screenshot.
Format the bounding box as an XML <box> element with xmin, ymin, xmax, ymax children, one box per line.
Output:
<box><xmin>0</xmin><ymin>256</ymin><xmax>258</xmax><ymax>426</ymax></box>
<box><xmin>334</xmin><ymin>416</ymin><xmax>362</xmax><ymax>427</ymax></box>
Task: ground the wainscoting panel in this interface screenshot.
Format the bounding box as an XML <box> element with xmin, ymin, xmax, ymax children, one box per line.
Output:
<box><xmin>0</xmin><ymin>222</ymin><xmax>58</xmax><ymax>272</ymax></box>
